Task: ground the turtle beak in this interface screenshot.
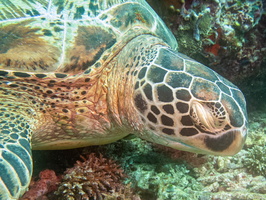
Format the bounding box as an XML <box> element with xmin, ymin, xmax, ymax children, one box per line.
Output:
<box><xmin>203</xmin><ymin>125</ymin><xmax>247</xmax><ymax>156</ymax></box>
<box><xmin>164</xmin><ymin>123</ymin><xmax>248</xmax><ymax>156</ymax></box>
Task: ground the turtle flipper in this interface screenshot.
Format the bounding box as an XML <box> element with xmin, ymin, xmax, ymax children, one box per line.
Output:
<box><xmin>0</xmin><ymin>112</ymin><xmax>33</xmax><ymax>199</ymax></box>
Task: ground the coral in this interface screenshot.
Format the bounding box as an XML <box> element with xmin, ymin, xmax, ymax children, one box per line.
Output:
<box><xmin>148</xmin><ymin>0</ymin><xmax>266</xmax><ymax>85</ymax></box>
<box><xmin>180</xmin><ymin>0</ymin><xmax>264</xmax><ymax>82</ymax></box>
<box><xmin>245</xmin><ymin>111</ymin><xmax>266</xmax><ymax>146</ymax></box>
<box><xmin>95</xmin><ymin>126</ymin><xmax>266</xmax><ymax>200</ymax></box>
<box><xmin>27</xmin><ymin>110</ymin><xmax>266</xmax><ymax>200</ymax></box>
<box><xmin>243</xmin><ymin>111</ymin><xmax>266</xmax><ymax>180</ymax></box>
<box><xmin>245</xmin><ymin>145</ymin><xmax>266</xmax><ymax>177</ymax></box>
<box><xmin>130</xmin><ymin>162</ymin><xmax>203</xmax><ymax>200</ymax></box>
<box><xmin>54</xmin><ymin>153</ymin><xmax>129</xmax><ymax>200</ymax></box>
<box><xmin>30</xmin><ymin>109</ymin><xmax>266</xmax><ymax>200</ymax></box>
<box><xmin>194</xmin><ymin>152</ymin><xmax>266</xmax><ymax>200</ymax></box>
<box><xmin>96</xmin><ymin>137</ymin><xmax>204</xmax><ymax>200</ymax></box>
<box><xmin>20</xmin><ymin>169</ymin><xmax>60</xmax><ymax>200</ymax></box>
<box><xmin>153</xmin><ymin>143</ymin><xmax>207</xmax><ymax>168</ymax></box>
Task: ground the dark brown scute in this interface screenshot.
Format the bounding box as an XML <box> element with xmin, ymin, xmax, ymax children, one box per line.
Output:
<box><xmin>63</xmin><ymin>26</ymin><xmax>116</xmax><ymax>73</ymax></box>
<box><xmin>0</xmin><ymin>20</ymin><xmax>60</xmax><ymax>72</ymax></box>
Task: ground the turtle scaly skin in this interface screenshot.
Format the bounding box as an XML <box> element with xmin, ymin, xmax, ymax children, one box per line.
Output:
<box><xmin>0</xmin><ymin>0</ymin><xmax>247</xmax><ymax>199</ymax></box>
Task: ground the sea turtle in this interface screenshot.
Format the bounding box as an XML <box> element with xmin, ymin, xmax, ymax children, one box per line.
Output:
<box><xmin>0</xmin><ymin>0</ymin><xmax>247</xmax><ymax>199</ymax></box>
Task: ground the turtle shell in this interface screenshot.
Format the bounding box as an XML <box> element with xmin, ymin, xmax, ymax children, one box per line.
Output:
<box><xmin>0</xmin><ymin>0</ymin><xmax>177</xmax><ymax>73</ymax></box>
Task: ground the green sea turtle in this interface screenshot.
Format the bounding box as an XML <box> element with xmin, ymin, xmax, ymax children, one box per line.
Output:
<box><xmin>0</xmin><ymin>0</ymin><xmax>247</xmax><ymax>199</ymax></box>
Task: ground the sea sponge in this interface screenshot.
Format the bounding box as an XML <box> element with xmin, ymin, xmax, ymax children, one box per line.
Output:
<box><xmin>54</xmin><ymin>153</ymin><xmax>127</xmax><ymax>200</ymax></box>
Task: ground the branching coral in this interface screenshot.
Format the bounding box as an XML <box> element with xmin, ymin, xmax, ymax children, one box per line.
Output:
<box><xmin>54</xmin><ymin>153</ymin><xmax>128</xmax><ymax>200</ymax></box>
<box><xmin>245</xmin><ymin>145</ymin><xmax>266</xmax><ymax>177</ymax></box>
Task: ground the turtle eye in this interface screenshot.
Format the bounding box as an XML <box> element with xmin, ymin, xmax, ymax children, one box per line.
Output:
<box><xmin>190</xmin><ymin>101</ymin><xmax>228</xmax><ymax>133</ymax></box>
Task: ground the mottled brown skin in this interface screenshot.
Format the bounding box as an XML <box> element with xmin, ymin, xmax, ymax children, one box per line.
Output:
<box><xmin>0</xmin><ymin>16</ymin><xmax>153</xmax><ymax>149</ymax></box>
<box><xmin>0</xmin><ymin>29</ymin><xmax>167</xmax><ymax>149</ymax></box>
<box><xmin>0</xmin><ymin>40</ymin><xmax>138</xmax><ymax>149</ymax></box>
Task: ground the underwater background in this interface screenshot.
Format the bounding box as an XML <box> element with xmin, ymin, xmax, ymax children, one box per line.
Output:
<box><xmin>20</xmin><ymin>0</ymin><xmax>266</xmax><ymax>199</ymax></box>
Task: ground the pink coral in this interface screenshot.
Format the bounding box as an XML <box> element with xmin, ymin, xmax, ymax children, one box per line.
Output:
<box><xmin>20</xmin><ymin>169</ymin><xmax>61</xmax><ymax>200</ymax></box>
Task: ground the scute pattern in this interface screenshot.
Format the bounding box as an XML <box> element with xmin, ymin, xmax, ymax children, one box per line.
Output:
<box><xmin>134</xmin><ymin>46</ymin><xmax>247</xmax><ymax>151</ymax></box>
<box><xmin>166</xmin><ymin>72</ymin><xmax>192</xmax><ymax>88</ymax></box>
<box><xmin>63</xmin><ymin>25</ymin><xmax>117</xmax><ymax>72</ymax></box>
<box><xmin>0</xmin><ymin>0</ymin><xmax>248</xmax><ymax>199</ymax></box>
<box><xmin>191</xmin><ymin>78</ymin><xmax>220</xmax><ymax>101</ymax></box>
<box><xmin>0</xmin><ymin>20</ymin><xmax>61</xmax><ymax>72</ymax></box>
<box><xmin>221</xmin><ymin>94</ymin><xmax>244</xmax><ymax>127</ymax></box>
<box><xmin>0</xmin><ymin>0</ymin><xmax>176</xmax><ymax>73</ymax></box>
<box><xmin>154</xmin><ymin>48</ymin><xmax>184</xmax><ymax>71</ymax></box>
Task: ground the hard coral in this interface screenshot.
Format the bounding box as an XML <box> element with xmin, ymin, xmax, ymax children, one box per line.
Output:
<box><xmin>102</xmin><ymin>138</ymin><xmax>203</xmax><ymax>200</ymax></box>
<box><xmin>54</xmin><ymin>153</ymin><xmax>127</xmax><ymax>200</ymax></box>
<box><xmin>245</xmin><ymin>145</ymin><xmax>266</xmax><ymax>177</ymax></box>
<box><xmin>149</xmin><ymin>0</ymin><xmax>265</xmax><ymax>84</ymax></box>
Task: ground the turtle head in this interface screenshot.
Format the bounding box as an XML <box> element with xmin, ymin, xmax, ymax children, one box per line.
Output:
<box><xmin>133</xmin><ymin>47</ymin><xmax>247</xmax><ymax>156</ymax></box>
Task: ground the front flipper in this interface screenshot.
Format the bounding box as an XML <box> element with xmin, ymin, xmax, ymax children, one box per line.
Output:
<box><xmin>0</xmin><ymin>112</ymin><xmax>33</xmax><ymax>199</ymax></box>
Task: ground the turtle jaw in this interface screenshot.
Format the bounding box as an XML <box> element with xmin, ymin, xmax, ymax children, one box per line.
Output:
<box><xmin>202</xmin><ymin>126</ymin><xmax>247</xmax><ymax>156</ymax></box>
<box><xmin>142</xmin><ymin>125</ymin><xmax>247</xmax><ymax>156</ymax></box>
<box><xmin>176</xmin><ymin>127</ymin><xmax>247</xmax><ymax>156</ymax></box>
